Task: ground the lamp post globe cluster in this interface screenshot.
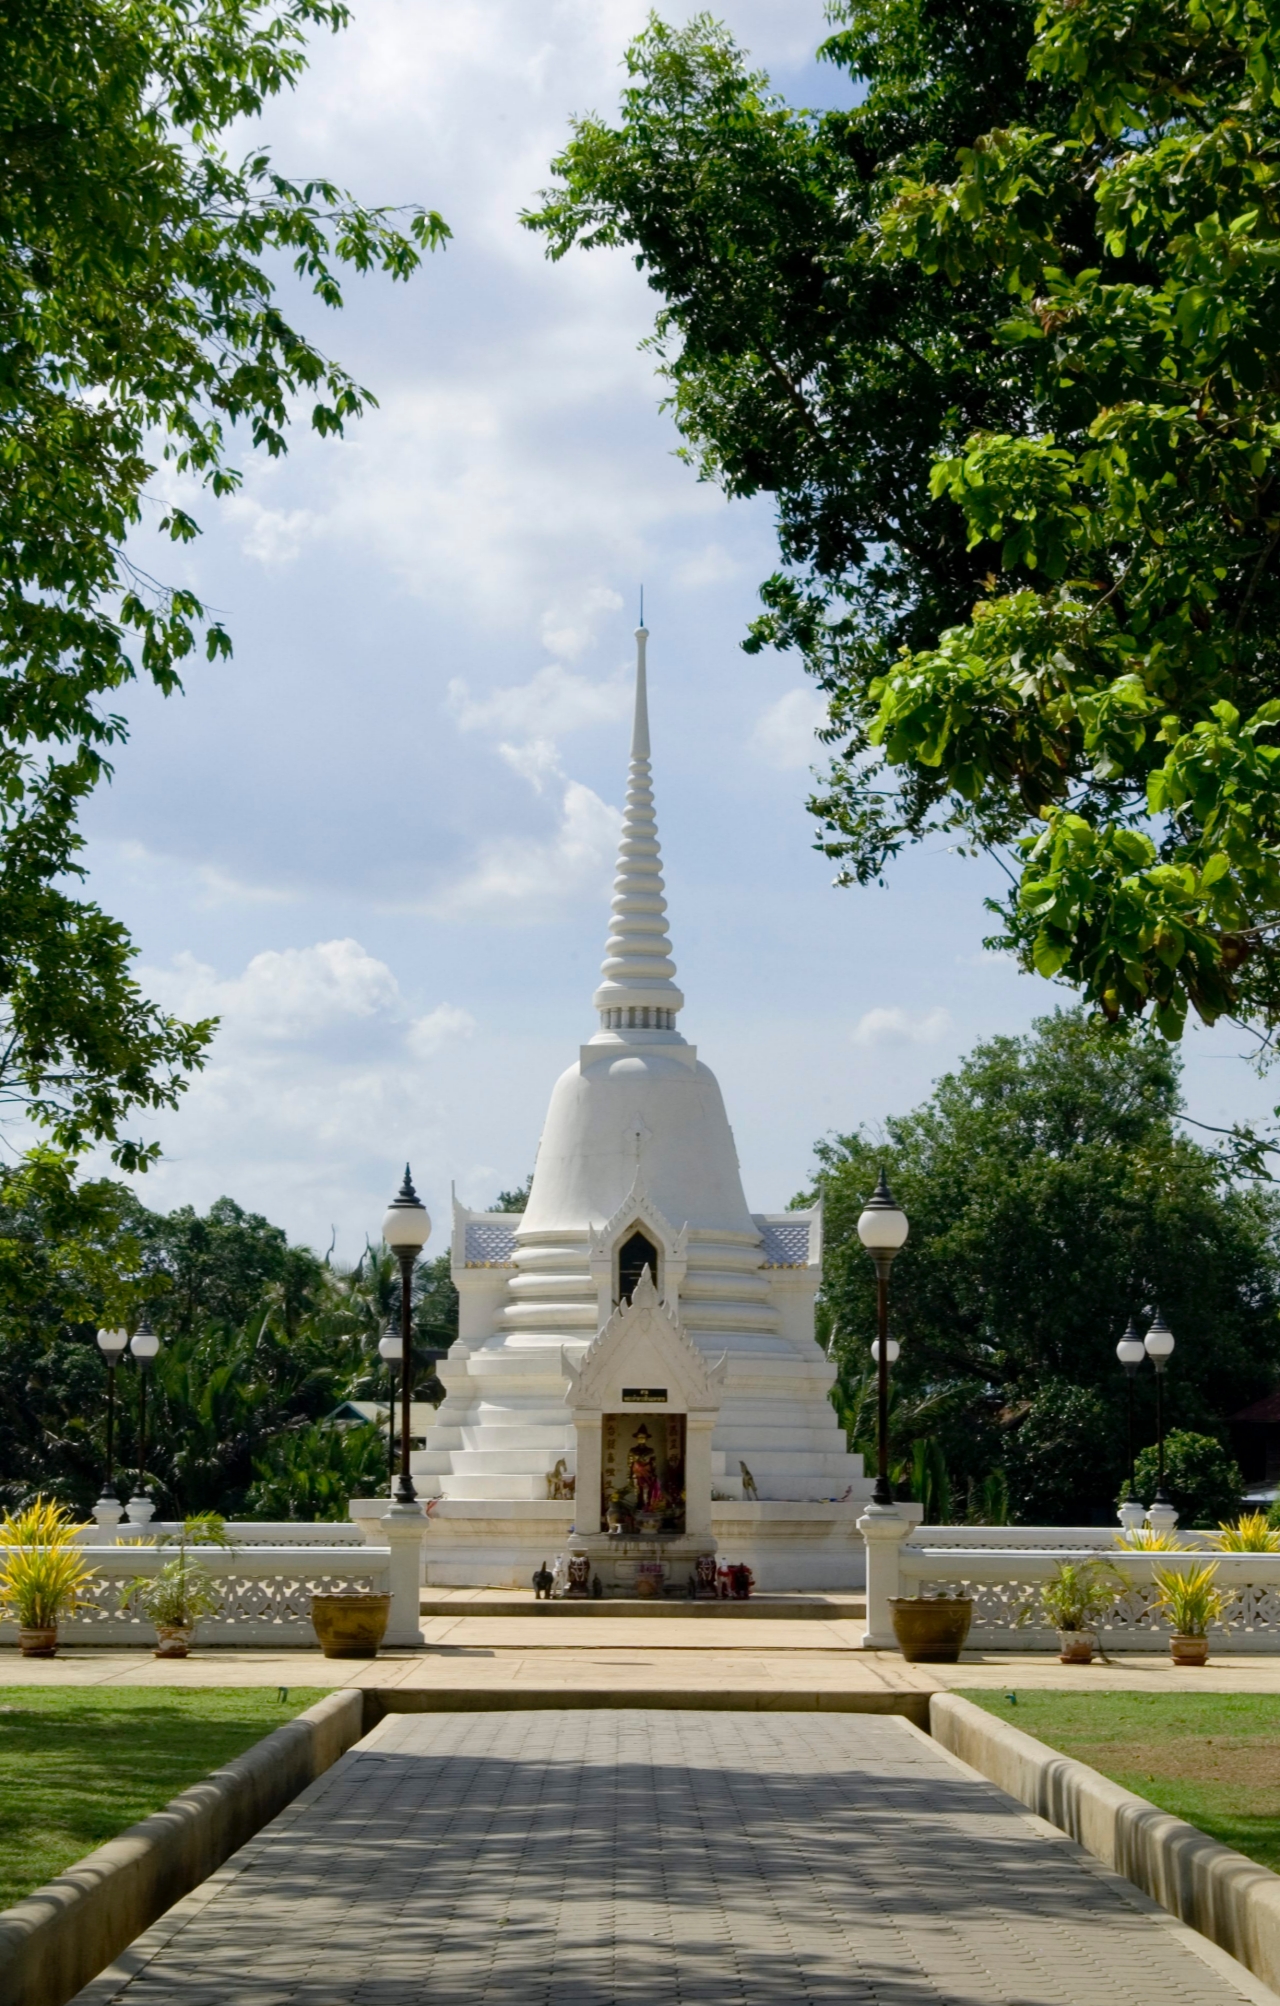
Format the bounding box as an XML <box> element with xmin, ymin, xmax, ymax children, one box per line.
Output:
<box><xmin>381</xmin><ymin>1165</ymin><xmax>431</xmax><ymax>1505</ymax></box>
<box><xmin>96</xmin><ymin>1315</ymin><xmax>164</xmax><ymax>1517</ymax></box>
<box><xmin>857</xmin><ymin>1169</ymin><xmax>909</xmax><ymax>1508</ymax></box>
<box><xmin>1116</xmin><ymin>1306</ymin><xmax>1176</xmax><ymax>1508</ymax></box>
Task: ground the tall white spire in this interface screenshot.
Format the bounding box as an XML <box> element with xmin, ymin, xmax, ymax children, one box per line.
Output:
<box><xmin>592</xmin><ymin>624</ymin><xmax>685</xmax><ymax>1036</ymax></box>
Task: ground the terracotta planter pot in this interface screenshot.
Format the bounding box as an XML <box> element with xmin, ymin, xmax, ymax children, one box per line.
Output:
<box><xmin>1057</xmin><ymin>1630</ymin><xmax>1096</xmax><ymax>1665</ymax></box>
<box><xmin>18</xmin><ymin>1625</ymin><xmax>57</xmax><ymax>1658</ymax></box>
<box><xmin>154</xmin><ymin>1623</ymin><xmax>194</xmax><ymax>1659</ymax></box>
<box><xmin>889</xmin><ymin>1596</ymin><xmax>972</xmax><ymax>1663</ymax></box>
<box><xmin>310</xmin><ymin>1591</ymin><xmax>391</xmax><ymax>1659</ymax></box>
<box><xmin>1170</xmin><ymin>1632</ymin><xmax>1210</xmax><ymax>1667</ymax></box>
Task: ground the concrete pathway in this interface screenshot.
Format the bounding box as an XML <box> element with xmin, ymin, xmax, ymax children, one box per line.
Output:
<box><xmin>73</xmin><ymin>1710</ymin><xmax>1274</xmax><ymax>2006</ymax></box>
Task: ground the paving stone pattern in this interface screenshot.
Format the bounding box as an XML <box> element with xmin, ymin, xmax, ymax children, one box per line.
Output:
<box><xmin>85</xmin><ymin>1710</ymin><xmax>1264</xmax><ymax>2006</ymax></box>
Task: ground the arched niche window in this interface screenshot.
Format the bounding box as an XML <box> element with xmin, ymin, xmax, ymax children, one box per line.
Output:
<box><xmin>616</xmin><ymin>1227</ymin><xmax>660</xmax><ymax>1305</ymax></box>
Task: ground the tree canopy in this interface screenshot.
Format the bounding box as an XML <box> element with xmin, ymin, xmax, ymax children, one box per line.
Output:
<box><xmin>802</xmin><ymin>1010</ymin><xmax>1280</xmax><ymax>1521</ymax></box>
<box><xmin>528</xmin><ymin>0</ymin><xmax>1280</xmax><ymax>1063</ymax></box>
<box><xmin>1</xmin><ymin>0</ymin><xmax>446</xmax><ymax>1165</ymax></box>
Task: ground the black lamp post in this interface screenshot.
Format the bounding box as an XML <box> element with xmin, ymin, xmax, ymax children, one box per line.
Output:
<box><xmin>1144</xmin><ymin>1308</ymin><xmax>1176</xmax><ymax>1506</ymax></box>
<box><xmin>95</xmin><ymin>1326</ymin><xmax>128</xmax><ymax>1503</ymax></box>
<box><xmin>378</xmin><ymin>1324</ymin><xmax>403</xmax><ymax>1495</ymax></box>
<box><xmin>128</xmin><ymin>1315</ymin><xmax>161</xmax><ymax>1511</ymax></box>
<box><xmin>381</xmin><ymin>1166</ymin><xmax>431</xmax><ymax>1506</ymax></box>
<box><xmin>856</xmin><ymin>1169</ymin><xmax>910</xmax><ymax>1507</ymax></box>
<box><xmin>1115</xmin><ymin>1317</ymin><xmax>1146</xmax><ymax>1500</ymax></box>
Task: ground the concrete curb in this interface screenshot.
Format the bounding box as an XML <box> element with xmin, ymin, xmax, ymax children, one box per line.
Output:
<box><xmin>931</xmin><ymin>1691</ymin><xmax>1280</xmax><ymax>1995</ymax></box>
<box><xmin>363</xmin><ymin>1687</ymin><xmax>930</xmax><ymax>1727</ymax></box>
<box><xmin>0</xmin><ymin>1688</ymin><xmax>364</xmax><ymax>2006</ymax></box>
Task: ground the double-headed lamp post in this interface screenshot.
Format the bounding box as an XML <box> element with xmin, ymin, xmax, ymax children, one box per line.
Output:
<box><xmin>1144</xmin><ymin>1308</ymin><xmax>1176</xmax><ymax>1506</ymax></box>
<box><xmin>857</xmin><ymin>1169</ymin><xmax>910</xmax><ymax>1508</ymax></box>
<box><xmin>1115</xmin><ymin>1318</ymin><xmax>1146</xmax><ymax>1500</ymax></box>
<box><xmin>129</xmin><ymin>1316</ymin><xmax>161</xmax><ymax>1511</ymax></box>
<box><xmin>95</xmin><ymin>1326</ymin><xmax>129</xmax><ymax>1503</ymax></box>
<box><xmin>381</xmin><ymin>1166</ymin><xmax>431</xmax><ymax>1506</ymax></box>
<box><xmin>378</xmin><ymin>1324</ymin><xmax>403</xmax><ymax>1495</ymax></box>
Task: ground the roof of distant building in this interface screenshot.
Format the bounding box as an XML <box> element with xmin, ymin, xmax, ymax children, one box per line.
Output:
<box><xmin>1231</xmin><ymin>1390</ymin><xmax>1280</xmax><ymax>1425</ymax></box>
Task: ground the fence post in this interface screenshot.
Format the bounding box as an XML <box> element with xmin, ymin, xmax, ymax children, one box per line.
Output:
<box><xmin>380</xmin><ymin>1504</ymin><xmax>425</xmax><ymax>1647</ymax></box>
<box><xmin>858</xmin><ymin>1505</ymin><xmax>913</xmax><ymax>1649</ymax></box>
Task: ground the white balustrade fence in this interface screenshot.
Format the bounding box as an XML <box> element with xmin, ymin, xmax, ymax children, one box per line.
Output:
<box><xmin>861</xmin><ymin>1518</ymin><xmax>1280</xmax><ymax>1651</ymax></box>
<box><xmin>75</xmin><ymin>1520</ymin><xmax>367</xmax><ymax>1548</ymax></box>
<box><xmin>0</xmin><ymin>1544</ymin><xmax>392</xmax><ymax>1649</ymax></box>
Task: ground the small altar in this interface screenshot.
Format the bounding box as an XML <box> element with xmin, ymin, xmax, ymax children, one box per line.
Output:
<box><xmin>565</xmin><ymin>1270</ymin><xmax>722</xmax><ymax>1597</ymax></box>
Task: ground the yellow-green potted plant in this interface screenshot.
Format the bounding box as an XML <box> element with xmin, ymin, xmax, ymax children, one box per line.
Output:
<box><xmin>1150</xmin><ymin>1561</ymin><xmax>1226</xmax><ymax>1666</ymax></box>
<box><xmin>1210</xmin><ymin>1513</ymin><xmax>1280</xmax><ymax>1552</ymax></box>
<box><xmin>0</xmin><ymin>1497</ymin><xmax>96</xmax><ymax>1656</ymax></box>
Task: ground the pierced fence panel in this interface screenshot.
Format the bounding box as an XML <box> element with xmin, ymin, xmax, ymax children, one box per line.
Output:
<box><xmin>0</xmin><ymin>1544</ymin><xmax>392</xmax><ymax>1649</ymax></box>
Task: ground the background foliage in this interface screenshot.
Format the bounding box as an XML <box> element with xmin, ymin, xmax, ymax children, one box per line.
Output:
<box><xmin>805</xmin><ymin>1010</ymin><xmax>1280</xmax><ymax>1520</ymax></box>
<box><xmin>0</xmin><ymin>1169</ymin><xmax>458</xmax><ymax>1517</ymax></box>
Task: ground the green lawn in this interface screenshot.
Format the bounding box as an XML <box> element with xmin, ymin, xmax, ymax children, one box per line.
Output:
<box><xmin>960</xmin><ymin>1690</ymin><xmax>1280</xmax><ymax>1872</ymax></box>
<box><xmin>0</xmin><ymin>1686</ymin><xmax>326</xmax><ymax>1910</ymax></box>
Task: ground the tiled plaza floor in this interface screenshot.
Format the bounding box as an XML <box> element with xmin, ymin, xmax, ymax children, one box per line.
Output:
<box><xmin>74</xmin><ymin>1710</ymin><xmax>1275</xmax><ymax>2006</ymax></box>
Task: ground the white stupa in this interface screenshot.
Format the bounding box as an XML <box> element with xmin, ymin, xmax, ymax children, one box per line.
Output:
<box><xmin>415</xmin><ymin>626</ymin><xmax>873</xmax><ymax>1590</ymax></box>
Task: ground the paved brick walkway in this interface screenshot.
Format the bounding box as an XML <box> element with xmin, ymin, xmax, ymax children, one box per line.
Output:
<box><xmin>78</xmin><ymin>1711</ymin><xmax>1270</xmax><ymax>2006</ymax></box>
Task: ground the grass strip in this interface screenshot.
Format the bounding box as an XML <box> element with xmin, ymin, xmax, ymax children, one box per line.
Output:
<box><xmin>0</xmin><ymin>1685</ymin><xmax>325</xmax><ymax>1909</ymax></box>
<box><xmin>959</xmin><ymin>1690</ymin><xmax>1280</xmax><ymax>1873</ymax></box>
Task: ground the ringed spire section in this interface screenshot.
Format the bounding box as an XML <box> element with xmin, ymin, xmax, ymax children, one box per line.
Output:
<box><xmin>592</xmin><ymin>624</ymin><xmax>686</xmax><ymax>1037</ymax></box>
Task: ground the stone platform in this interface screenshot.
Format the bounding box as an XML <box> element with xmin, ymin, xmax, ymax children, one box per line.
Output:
<box><xmin>419</xmin><ymin>1591</ymin><xmax>866</xmax><ymax>1619</ymax></box>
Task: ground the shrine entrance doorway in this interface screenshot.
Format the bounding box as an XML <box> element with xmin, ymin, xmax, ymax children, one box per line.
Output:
<box><xmin>602</xmin><ymin>1410</ymin><xmax>686</xmax><ymax>1535</ymax></box>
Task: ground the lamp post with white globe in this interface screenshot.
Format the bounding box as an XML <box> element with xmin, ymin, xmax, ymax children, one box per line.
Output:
<box><xmin>128</xmin><ymin>1315</ymin><xmax>162</xmax><ymax>1516</ymax></box>
<box><xmin>1144</xmin><ymin>1308</ymin><xmax>1176</xmax><ymax>1506</ymax></box>
<box><xmin>378</xmin><ymin>1324</ymin><xmax>403</xmax><ymax>1495</ymax></box>
<box><xmin>381</xmin><ymin>1167</ymin><xmax>431</xmax><ymax>1505</ymax></box>
<box><xmin>857</xmin><ymin>1170</ymin><xmax>910</xmax><ymax>1507</ymax></box>
<box><xmin>1115</xmin><ymin>1317</ymin><xmax>1147</xmax><ymax>1500</ymax></box>
<box><xmin>95</xmin><ymin>1326</ymin><xmax>128</xmax><ymax>1507</ymax></box>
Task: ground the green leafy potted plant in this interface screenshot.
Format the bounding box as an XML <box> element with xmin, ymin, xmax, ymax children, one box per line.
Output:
<box><xmin>1025</xmin><ymin>1559</ymin><xmax>1124</xmax><ymax>1664</ymax></box>
<box><xmin>1150</xmin><ymin>1561</ymin><xmax>1226</xmax><ymax>1666</ymax></box>
<box><xmin>0</xmin><ymin>1497</ymin><xmax>96</xmax><ymax>1655</ymax></box>
<box><xmin>135</xmin><ymin>1513</ymin><xmax>231</xmax><ymax>1657</ymax></box>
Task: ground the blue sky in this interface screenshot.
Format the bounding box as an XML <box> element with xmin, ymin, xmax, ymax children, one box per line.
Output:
<box><xmin>74</xmin><ymin>0</ymin><xmax>1275</xmax><ymax>1255</ymax></box>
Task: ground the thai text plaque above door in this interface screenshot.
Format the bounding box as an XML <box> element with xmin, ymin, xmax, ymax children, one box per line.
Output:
<box><xmin>621</xmin><ymin>1388</ymin><xmax>667</xmax><ymax>1403</ymax></box>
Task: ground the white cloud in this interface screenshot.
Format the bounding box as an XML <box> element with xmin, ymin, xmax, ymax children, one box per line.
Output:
<box><xmin>447</xmin><ymin>660</ymin><xmax>630</xmax><ymax>741</ymax></box>
<box><xmin>225</xmin><ymin>497</ymin><xmax>321</xmax><ymax>567</ymax></box>
<box><xmin>151</xmin><ymin>940</ymin><xmax>401</xmax><ymax>1042</ymax></box>
<box><xmin>751</xmin><ymin>688</ymin><xmax>829</xmax><ymax>771</ymax></box>
<box><xmin>431</xmin><ymin>779</ymin><xmax>621</xmax><ymax>918</ymax></box>
<box><xmin>407</xmin><ymin>1003</ymin><xmax>476</xmax><ymax>1058</ymax></box>
<box><xmin>851</xmin><ymin>1006</ymin><xmax>952</xmax><ymax>1049</ymax></box>
<box><xmin>498</xmin><ymin>737</ymin><xmax>562</xmax><ymax>793</ymax></box>
<box><xmin>540</xmin><ymin>586</ymin><xmax>624</xmax><ymax>661</ymax></box>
